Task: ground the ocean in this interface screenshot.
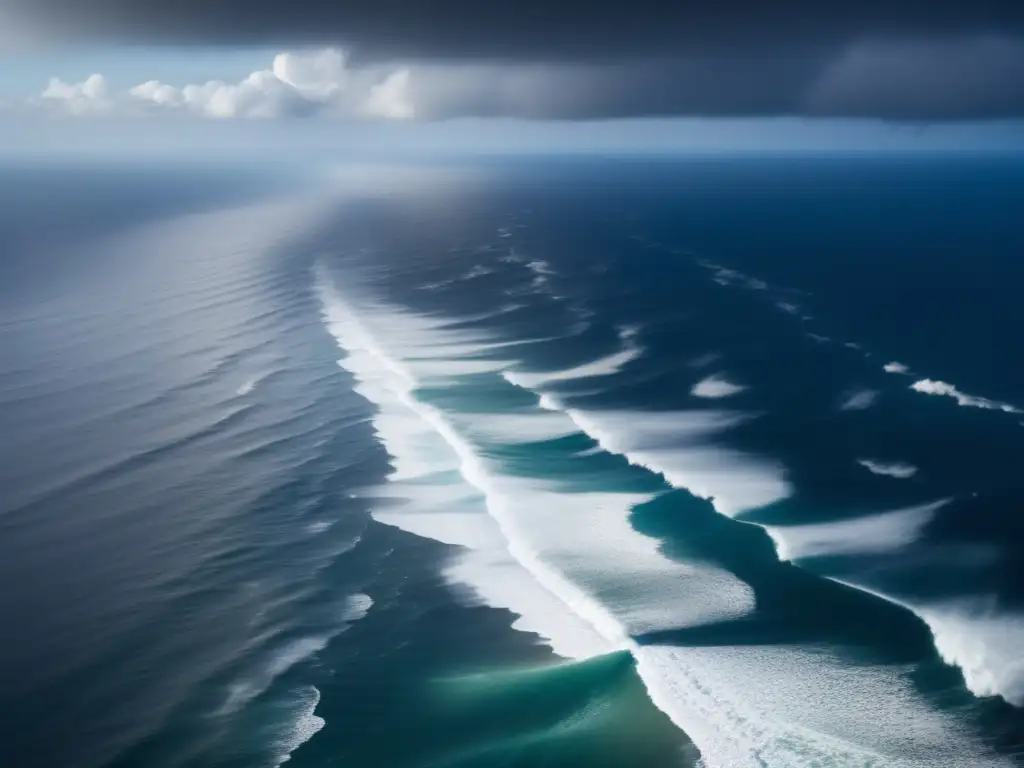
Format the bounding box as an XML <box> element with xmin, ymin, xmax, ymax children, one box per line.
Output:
<box><xmin>2</xmin><ymin>155</ymin><xmax>1024</xmax><ymax>768</ymax></box>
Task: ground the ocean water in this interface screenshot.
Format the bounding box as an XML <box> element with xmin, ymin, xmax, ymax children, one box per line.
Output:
<box><xmin>3</xmin><ymin>155</ymin><xmax>1024</xmax><ymax>768</ymax></box>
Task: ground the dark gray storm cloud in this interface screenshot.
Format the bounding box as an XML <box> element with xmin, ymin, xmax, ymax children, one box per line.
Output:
<box><xmin>6</xmin><ymin>0</ymin><xmax>1024</xmax><ymax>119</ymax></box>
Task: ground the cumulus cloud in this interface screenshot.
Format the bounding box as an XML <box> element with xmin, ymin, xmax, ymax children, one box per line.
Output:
<box><xmin>883</xmin><ymin>361</ymin><xmax>910</xmax><ymax>374</ymax></box>
<box><xmin>363</xmin><ymin>69</ymin><xmax>414</xmax><ymax>119</ymax></box>
<box><xmin>271</xmin><ymin>48</ymin><xmax>347</xmax><ymax>99</ymax></box>
<box><xmin>127</xmin><ymin>51</ymin><xmax>342</xmax><ymax>118</ymax></box>
<box><xmin>39</xmin><ymin>73</ymin><xmax>111</xmax><ymax>113</ymax></box>
<box><xmin>910</xmin><ymin>379</ymin><xmax>1021</xmax><ymax>413</ymax></box>
<box><xmin>38</xmin><ymin>48</ymin><xmax>407</xmax><ymax>120</ymax></box>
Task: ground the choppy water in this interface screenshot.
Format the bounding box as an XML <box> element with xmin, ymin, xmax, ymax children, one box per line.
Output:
<box><xmin>3</xmin><ymin>156</ymin><xmax>1024</xmax><ymax>768</ymax></box>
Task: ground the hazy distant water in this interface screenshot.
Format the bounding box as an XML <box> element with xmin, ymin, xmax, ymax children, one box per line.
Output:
<box><xmin>3</xmin><ymin>156</ymin><xmax>1024</xmax><ymax>768</ymax></box>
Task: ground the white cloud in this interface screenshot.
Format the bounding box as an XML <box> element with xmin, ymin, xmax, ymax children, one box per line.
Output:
<box><xmin>40</xmin><ymin>73</ymin><xmax>110</xmax><ymax>113</ymax></box>
<box><xmin>271</xmin><ymin>49</ymin><xmax>346</xmax><ymax>100</ymax></box>
<box><xmin>129</xmin><ymin>80</ymin><xmax>182</xmax><ymax>107</ymax></box>
<box><xmin>364</xmin><ymin>69</ymin><xmax>415</xmax><ymax>119</ymax></box>
<box><xmin>35</xmin><ymin>48</ymin><xmax>416</xmax><ymax>121</ymax></box>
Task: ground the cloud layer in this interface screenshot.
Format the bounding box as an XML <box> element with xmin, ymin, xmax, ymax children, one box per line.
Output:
<box><xmin>5</xmin><ymin>1</ymin><xmax>1023</xmax><ymax>56</ymax></box>
<box><xmin>18</xmin><ymin>33</ymin><xmax>1024</xmax><ymax>121</ymax></box>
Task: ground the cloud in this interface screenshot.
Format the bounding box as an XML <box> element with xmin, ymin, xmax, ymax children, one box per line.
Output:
<box><xmin>808</xmin><ymin>36</ymin><xmax>1024</xmax><ymax>119</ymax></box>
<box><xmin>5</xmin><ymin>1</ymin><xmax>1023</xmax><ymax>57</ymax></box>
<box><xmin>271</xmin><ymin>49</ymin><xmax>347</xmax><ymax>99</ymax></box>
<box><xmin>883</xmin><ymin>361</ymin><xmax>910</xmax><ymax>374</ymax></box>
<box><xmin>66</xmin><ymin>48</ymin><xmax>394</xmax><ymax>120</ymax></box>
<box><xmin>24</xmin><ymin>36</ymin><xmax>1024</xmax><ymax>121</ymax></box>
<box><xmin>126</xmin><ymin>51</ymin><xmax>345</xmax><ymax>118</ymax></box>
<box><xmin>363</xmin><ymin>69</ymin><xmax>414</xmax><ymax>119</ymax></box>
<box><xmin>5</xmin><ymin>2</ymin><xmax>1024</xmax><ymax>119</ymax></box>
<box><xmin>39</xmin><ymin>73</ymin><xmax>111</xmax><ymax>113</ymax></box>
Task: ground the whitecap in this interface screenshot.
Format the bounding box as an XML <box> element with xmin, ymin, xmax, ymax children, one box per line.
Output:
<box><xmin>692</xmin><ymin>374</ymin><xmax>745</xmax><ymax>399</ymax></box>
<box><xmin>910</xmin><ymin>379</ymin><xmax>1020</xmax><ymax>414</ymax></box>
<box><xmin>857</xmin><ymin>458</ymin><xmax>918</xmax><ymax>479</ymax></box>
<box><xmin>840</xmin><ymin>389</ymin><xmax>878</xmax><ymax>410</ymax></box>
<box><xmin>764</xmin><ymin>499</ymin><xmax>947</xmax><ymax>561</ymax></box>
<box><xmin>884</xmin><ymin>361</ymin><xmax>910</xmax><ymax>374</ymax></box>
<box><xmin>272</xmin><ymin>686</ymin><xmax>326</xmax><ymax>766</ymax></box>
<box><xmin>502</xmin><ymin>345</ymin><xmax>642</xmax><ymax>388</ymax></box>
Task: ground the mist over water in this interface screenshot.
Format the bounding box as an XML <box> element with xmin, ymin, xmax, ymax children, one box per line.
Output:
<box><xmin>3</xmin><ymin>156</ymin><xmax>1024</xmax><ymax>768</ymax></box>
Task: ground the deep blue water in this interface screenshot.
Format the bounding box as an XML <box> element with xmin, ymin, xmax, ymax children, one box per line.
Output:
<box><xmin>2</xmin><ymin>155</ymin><xmax>1024</xmax><ymax>768</ymax></box>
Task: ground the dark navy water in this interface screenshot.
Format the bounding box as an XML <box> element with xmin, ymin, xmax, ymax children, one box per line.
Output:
<box><xmin>2</xmin><ymin>156</ymin><xmax>1024</xmax><ymax>768</ymax></box>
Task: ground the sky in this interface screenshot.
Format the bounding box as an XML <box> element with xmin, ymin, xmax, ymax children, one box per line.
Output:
<box><xmin>1</xmin><ymin>1</ymin><xmax>1023</xmax><ymax>156</ymax></box>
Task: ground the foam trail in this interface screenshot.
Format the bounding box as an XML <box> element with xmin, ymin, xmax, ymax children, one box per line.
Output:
<box><xmin>547</xmin><ymin>406</ymin><xmax>788</xmax><ymax>518</ymax></box>
<box><xmin>220</xmin><ymin>593</ymin><xmax>373</xmax><ymax>715</ymax></box>
<box><xmin>221</xmin><ymin>637</ymin><xmax>329</xmax><ymax>715</ymax></box>
<box><xmin>503</xmin><ymin>346</ymin><xmax>641</xmax><ymax>388</ymax></box>
<box><xmin>763</xmin><ymin>500</ymin><xmax>947</xmax><ymax>561</ymax></box>
<box><xmin>841</xmin><ymin>389</ymin><xmax>878</xmax><ymax>411</ymax></box>
<box><xmin>910</xmin><ymin>379</ymin><xmax>1021</xmax><ymax>414</ymax></box>
<box><xmin>857</xmin><ymin>458</ymin><xmax>918</xmax><ymax>479</ymax></box>
<box><xmin>691</xmin><ymin>374</ymin><xmax>745</xmax><ymax>399</ymax></box>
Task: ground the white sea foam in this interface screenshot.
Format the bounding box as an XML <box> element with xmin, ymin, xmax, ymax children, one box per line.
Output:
<box><xmin>448</xmin><ymin>411</ymin><xmax>580</xmax><ymax>444</ymax></box>
<box><xmin>314</xmin><ymin>270</ymin><xmax>1010</xmax><ymax>767</ymax></box>
<box><xmin>305</xmin><ymin>520</ymin><xmax>335</xmax><ymax>534</ymax></box>
<box><xmin>857</xmin><ymin>458</ymin><xmax>918</xmax><ymax>479</ymax></box>
<box><xmin>272</xmin><ymin>686</ymin><xmax>325</xmax><ymax>766</ymax></box>
<box><xmin>691</xmin><ymin>374</ymin><xmax>745</xmax><ymax>399</ymax></box>
<box><xmin>221</xmin><ymin>637</ymin><xmax>330</xmax><ymax>715</ymax></box>
<box><xmin>548</xmin><ymin>408</ymin><xmax>789</xmax><ymax>518</ymax></box>
<box><xmin>636</xmin><ymin>642</ymin><xmax>1006</xmax><ymax>768</ymax></box>
<box><xmin>764</xmin><ymin>500</ymin><xmax>946</xmax><ymax>561</ymax></box>
<box><xmin>921</xmin><ymin>603</ymin><xmax>1024</xmax><ymax>706</ymax></box>
<box><xmin>502</xmin><ymin>345</ymin><xmax>642</xmax><ymax>388</ymax></box>
<box><xmin>221</xmin><ymin>592</ymin><xmax>373</xmax><ymax>715</ymax></box>
<box><xmin>462</xmin><ymin>264</ymin><xmax>496</xmax><ymax>280</ymax></box>
<box><xmin>910</xmin><ymin>379</ymin><xmax>1021</xmax><ymax>414</ymax></box>
<box><xmin>840</xmin><ymin>389</ymin><xmax>878</xmax><ymax>410</ymax></box>
<box><xmin>237</xmin><ymin>377</ymin><xmax>259</xmax><ymax>396</ymax></box>
<box><xmin>884</xmin><ymin>361</ymin><xmax>910</xmax><ymax>374</ymax></box>
<box><xmin>830</xmin><ymin>579</ymin><xmax>1024</xmax><ymax>710</ymax></box>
